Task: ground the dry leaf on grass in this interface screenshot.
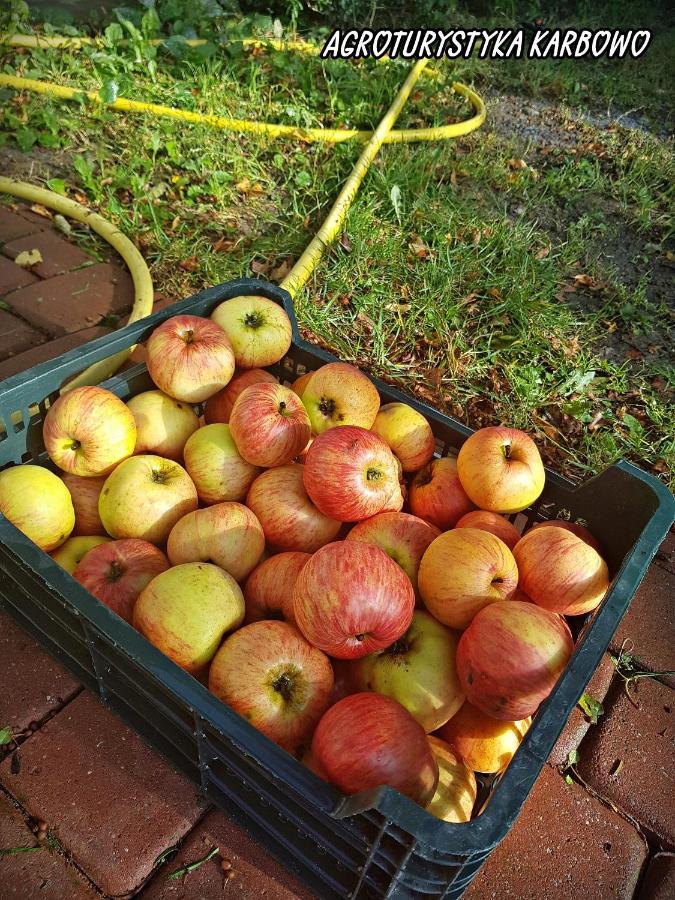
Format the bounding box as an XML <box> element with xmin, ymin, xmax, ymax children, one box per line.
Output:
<box><xmin>409</xmin><ymin>234</ymin><xmax>431</xmax><ymax>259</ymax></box>
<box><xmin>251</xmin><ymin>259</ymin><xmax>271</xmax><ymax>275</ymax></box>
<box><xmin>270</xmin><ymin>258</ymin><xmax>294</xmax><ymax>282</ymax></box>
<box><xmin>339</xmin><ymin>232</ymin><xmax>353</xmax><ymax>253</ymax></box>
<box><xmin>536</xmin><ymin>245</ymin><xmax>551</xmax><ymax>260</ymax></box>
<box><xmin>179</xmin><ymin>256</ymin><xmax>199</xmax><ymax>272</ymax></box>
<box><xmin>29</xmin><ymin>203</ymin><xmax>52</xmax><ymax>219</ymax></box>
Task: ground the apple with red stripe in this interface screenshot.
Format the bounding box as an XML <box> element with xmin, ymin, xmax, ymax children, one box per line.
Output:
<box><xmin>311</xmin><ymin>692</ymin><xmax>438</xmax><ymax>803</ymax></box>
<box><xmin>455</xmin><ymin>509</ymin><xmax>521</xmax><ymax>551</ymax></box>
<box><xmin>436</xmin><ymin>702</ymin><xmax>531</xmax><ymax>774</ymax></box>
<box><xmin>303</xmin><ymin>426</ymin><xmax>403</xmax><ymax>522</ymax></box>
<box><xmin>61</xmin><ymin>473</ymin><xmax>107</xmax><ymax>536</ymax></box>
<box><xmin>146</xmin><ymin>314</ymin><xmax>235</xmax><ymax>404</ymax></box>
<box><xmin>293</xmin><ymin>541</ymin><xmax>415</xmax><ymax>659</ymax></box>
<box><xmin>74</xmin><ymin>538</ymin><xmax>169</xmax><ymax>623</ymax></box>
<box><xmin>530</xmin><ymin>518</ymin><xmax>601</xmax><ymax>553</ymax></box>
<box><xmin>418</xmin><ymin>528</ymin><xmax>519</xmax><ymax>630</ymax></box>
<box><xmin>209</xmin><ymin>620</ymin><xmax>333</xmax><ymax>753</ymax></box>
<box><xmin>409</xmin><ymin>457</ymin><xmax>475</xmax><ymax>531</ymax></box>
<box><xmin>456</xmin><ymin>600</ymin><xmax>574</xmax><ymax>720</ymax></box>
<box><xmin>243</xmin><ymin>551</ymin><xmax>311</xmax><ymax>624</ymax></box>
<box><xmin>204</xmin><ymin>368</ymin><xmax>277</xmax><ymax>424</ymax></box>
<box><xmin>246</xmin><ymin>464</ymin><xmax>341</xmax><ymax>553</ymax></box>
<box><xmin>229</xmin><ymin>382</ymin><xmax>311</xmax><ymax>468</ymax></box>
<box><xmin>514</xmin><ymin>527</ymin><xmax>609</xmax><ymax>616</ymax></box>
<box><xmin>51</xmin><ymin>535</ymin><xmax>111</xmax><ymax>574</ymax></box>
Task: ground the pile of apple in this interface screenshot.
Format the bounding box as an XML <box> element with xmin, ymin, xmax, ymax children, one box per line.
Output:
<box><xmin>0</xmin><ymin>295</ymin><xmax>611</xmax><ymax>823</ymax></box>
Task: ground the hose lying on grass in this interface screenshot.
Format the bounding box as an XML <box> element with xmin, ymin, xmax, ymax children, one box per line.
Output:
<box><xmin>0</xmin><ymin>35</ymin><xmax>485</xmax><ymax>388</ymax></box>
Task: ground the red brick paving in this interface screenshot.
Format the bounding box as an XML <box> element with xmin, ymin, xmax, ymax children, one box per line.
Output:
<box><xmin>141</xmin><ymin>808</ymin><xmax>312</xmax><ymax>900</ymax></box>
<box><xmin>2</xmin><ymin>231</ymin><xmax>91</xmax><ymax>279</ymax></box>
<box><xmin>0</xmin><ymin>790</ymin><xmax>97</xmax><ymax>899</ymax></box>
<box><xmin>465</xmin><ymin>766</ymin><xmax>647</xmax><ymax>899</ymax></box>
<box><xmin>0</xmin><ymin>610</ymin><xmax>80</xmax><ymax>739</ymax></box>
<box><xmin>638</xmin><ymin>852</ymin><xmax>675</xmax><ymax>900</ymax></box>
<box><xmin>0</xmin><ymin>200</ymin><xmax>674</xmax><ymax>898</ymax></box>
<box><xmin>577</xmin><ymin>675</ymin><xmax>674</xmax><ymax>847</ymax></box>
<box><xmin>0</xmin><ymin>692</ymin><xmax>206</xmax><ymax>897</ymax></box>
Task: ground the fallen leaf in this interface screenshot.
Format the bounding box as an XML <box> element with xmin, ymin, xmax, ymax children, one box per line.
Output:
<box><xmin>270</xmin><ymin>258</ymin><xmax>294</xmax><ymax>282</ymax></box>
<box><xmin>339</xmin><ymin>232</ymin><xmax>353</xmax><ymax>253</ymax></box>
<box><xmin>459</xmin><ymin>291</ymin><xmax>479</xmax><ymax>307</ymax></box>
<box><xmin>450</xmin><ymin>168</ymin><xmax>458</xmax><ymax>189</ymax></box>
<box><xmin>652</xmin><ymin>459</ymin><xmax>669</xmax><ymax>474</ymax></box>
<box><xmin>488</xmin><ymin>287</ymin><xmax>502</xmax><ymax>300</ymax></box>
<box><xmin>536</xmin><ymin>245</ymin><xmax>551</xmax><ymax>260</ymax></box>
<box><xmin>14</xmin><ymin>249</ymin><xmax>43</xmax><ymax>268</ymax></box>
<box><xmin>179</xmin><ymin>256</ymin><xmax>199</xmax><ymax>272</ymax></box>
<box><xmin>235</xmin><ymin>178</ymin><xmax>251</xmax><ymax>193</ymax></box>
<box><xmin>356</xmin><ymin>312</ymin><xmax>373</xmax><ymax>333</ymax></box>
<box><xmin>29</xmin><ymin>203</ymin><xmax>52</xmax><ymax>219</ymax></box>
<box><xmin>250</xmin><ymin>259</ymin><xmax>270</xmax><ymax>275</ymax></box>
<box><xmin>385</xmin><ymin>302</ymin><xmax>410</xmax><ymax>314</ymax></box>
<box><xmin>507</xmin><ymin>158</ymin><xmax>528</xmax><ymax>170</ymax></box>
<box><xmin>427</xmin><ymin>367</ymin><xmax>443</xmax><ymax>388</ymax></box>
<box><xmin>574</xmin><ymin>273</ymin><xmax>594</xmax><ymax>287</ymax></box>
<box><xmin>409</xmin><ymin>234</ymin><xmax>430</xmax><ymax>259</ymax></box>
<box><xmin>626</xmin><ymin>349</ymin><xmax>642</xmax><ymax>360</ymax></box>
<box><xmin>212</xmin><ymin>237</ymin><xmax>234</xmax><ymax>253</ymax></box>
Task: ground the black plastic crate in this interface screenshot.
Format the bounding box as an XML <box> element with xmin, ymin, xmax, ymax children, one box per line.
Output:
<box><xmin>0</xmin><ymin>278</ymin><xmax>672</xmax><ymax>898</ymax></box>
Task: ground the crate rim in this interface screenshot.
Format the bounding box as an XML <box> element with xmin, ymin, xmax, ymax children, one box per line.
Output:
<box><xmin>0</xmin><ymin>276</ymin><xmax>673</xmax><ymax>860</ymax></box>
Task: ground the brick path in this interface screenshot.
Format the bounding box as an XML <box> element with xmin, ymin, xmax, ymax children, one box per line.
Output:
<box><xmin>0</xmin><ymin>203</ymin><xmax>673</xmax><ymax>898</ymax></box>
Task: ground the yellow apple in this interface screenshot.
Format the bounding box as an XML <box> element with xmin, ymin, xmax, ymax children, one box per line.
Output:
<box><xmin>127</xmin><ymin>390</ymin><xmax>199</xmax><ymax>461</ymax></box>
<box><xmin>371</xmin><ymin>402</ymin><xmax>435</xmax><ymax>472</ymax></box>
<box><xmin>210</xmin><ymin>296</ymin><xmax>292</xmax><ymax>368</ymax></box>
<box><xmin>50</xmin><ymin>535</ymin><xmax>111</xmax><ymax>573</ymax></box>
<box><xmin>426</xmin><ymin>736</ymin><xmax>477</xmax><ymax>823</ymax></box>
<box><xmin>436</xmin><ymin>702</ymin><xmax>531</xmax><ymax>774</ymax></box>
<box><xmin>0</xmin><ymin>464</ymin><xmax>75</xmax><ymax>551</ymax></box>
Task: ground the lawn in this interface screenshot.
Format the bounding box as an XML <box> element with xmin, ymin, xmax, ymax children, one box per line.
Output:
<box><xmin>0</xmin><ymin>1</ymin><xmax>673</xmax><ymax>487</ymax></box>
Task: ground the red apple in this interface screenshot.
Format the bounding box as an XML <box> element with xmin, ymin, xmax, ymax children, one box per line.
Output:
<box><xmin>455</xmin><ymin>510</ymin><xmax>521</xmax><ymax>550</ymax></box>
<box><xmin>418</xmin><ymin>528</ymin><xmax>518</xmax><ymax>629</ymax></box>
<box><xmin>426</xmin><ymin>736</ymin><xmax>477</xmax><ymax>823</ymax></box>
<box><xmin>43</xmin><ymin>386</ymin><xmax>136</xmax><ymax>477</ymax></box>
<box><xmin>146</xmin><ymin>314</ymin><xmax>235</xmax><ymax>403</ymax></box>
<box><xmin>311</xmin><ymin>693</ymin><xmax>438</xmax><ymax>803</ymax></box>
<box><xmin>346</xmin><ymin>511</ymin><xmax>440</xmax><ymax>601</ymax></box>
<box><xmin>98</xmin><ymin>455</ymin><xmax>198</xmax><ymax>545</ymax></box>
<box><xmin>530</xmin><ymin>519</ymin><xmax>601</xmax><ymax>553</ymax></box>
<box><xmin>230</xmin><ymin>383</ymin><xmax>311</xmax><ymax>468</ymax></box>
<box><xmin>301</xmin><ymin>362</ymin><xmax>380</xmax><ymax>434</ymax></box>
<box><xmin>456</xmin><ymin>600</ymin><xmax>574</xmax><ymax>720</ymax></box>
<box><xmin>211</xmin><ymin>296</ymin><xmax>292</xmax><ymax>368</ymax></box>
<box><xmin>436</xmin><ymin>702</ymin><xmax>531</xmax><ymax>774</ymax></box>
<box><xmin>61</xmin><ymin>473</ymin><xmax>107</xmax><ymax>536</ymax></box>
<box><xmin>371</xmin><ymin>402</ymin><xmax>435</xmax><ymax>472</ymax></box>
<box><xmin>408</xmin><ymin>457</ymin><xmax>475</xmax><ymax>530</ymax></box>
<box><xmin>183</xmin><ymin>423</ymin><xmax>260</xmax><ymax>504</ymax></box>
<box><xmin>133</xmin><ymin>562</ymin><xmax>244</xmax><ymax>674</ymax></box>
<box><xmin>291</xmin><ymin>371</ymin><xmax>313</xmax><ymax>399</ymax></box>
<box><xmin>74</xmin><ymin>538</ymin><xmax>170</xmax><ymax>623</ymax></box>
<box><xmin>513</xmin><ymin>527</ymin><xmax>609</xmax><ymax>616</ymax></box>
<box><xmin>204</xmin><ymin>368</ymin><xmax>277</xmax><ymax>424</ymax></box>
<box><xmin>0</xmin><ymin>464</ymin><xmax>74</xmax><ymax>552</ymax></box>
<box><xmin>243</xmin><ymin>551</ymin><xmax>311</xmax><ymax>624</ymax></box>
<box><xmin>457</xmin><ymin>426</ymin><xmax>545</xmax><ymax>514</ymax></box>
<box><xmin>293</xmin><ymin>541</ymin><xmax>415</xmax><ymax>659</ymax></box>
<box><xmin>246</xmin><ymin>464</ymin><xmax>341</xmax><ymax>553</ymax></box>
<box><xmin>209</xmin><ymin>620</ymin><xmax>333</xmax><ymax>752</ymax></box>
<box><xmin>127</xmin><ymin>389</ymin><xmax>199</xmax><ymax>460</ymax></box>
<box><xmin>167</xmin><ymin>502</ymin><xmax>265</xmax><ymax>582</ymax></box>
<box><xmin>303</xmin><ymin>426</ymin><xmax>402</xmax><ymax>522</ymax></box>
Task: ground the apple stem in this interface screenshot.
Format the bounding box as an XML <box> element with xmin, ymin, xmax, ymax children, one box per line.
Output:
<box><xmin>70</xmin><ymin>440</ymin><xmax>81</xmax><ymax>452</ymax></box>
<box><xmin>278</xmin><ymin>400</ymin><xmax>287</xmax><ymax>415</ymax></box>
<box><xmin>272</xmin><ymin>673</ymin><xmax>293</xmax><ymax>702</ymax></box>
<box><xmin>503</xmin><ymin>443</ymin><xmax>512</xmax><ymax>460</ymax></box>
<box><xmin>106</xmin><ymin>560</ymin><xmax>125</xmax><ymax>583</ymax></box>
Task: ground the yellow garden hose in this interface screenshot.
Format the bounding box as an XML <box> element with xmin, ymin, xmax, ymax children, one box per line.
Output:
<box><xmin>0</xmin><ymin>33</ymin><xmax>485</xmax><ymax>387</ymax></box>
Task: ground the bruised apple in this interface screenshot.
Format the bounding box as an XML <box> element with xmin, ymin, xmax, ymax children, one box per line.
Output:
<box><xmin>74</xmin><ymin>538</ymin><xmax>169</xmax><ymax>623</ymax></box>
<box><xmin>371</xmin><ymin>402</ymin><xmax>435</xmax><ymax>472</ymax></box>
<box><xmin>167</xmin><ymin>502</ymin><xmax>265</xmax><ymax>582</ymax></box>
<box><xmin>311</xmin><ymin>693</ymin><xmax>438</xmax><ymax>803</ymax></box>
<box><xmin>303</xmin><ymin>426</ymin><xmax>402</xmax><ymax>522</ymax></box>
<box><xmin>426</xmin><ymin>736</ymin><xmax>477</xmax><ymax>823</ymax></box>
<box><xmin>127</xmin><ymin>390</ymin><xmax>199</xmax><ymax>460</ymax></box>
<box><xmin>183</xmin><ymin>424</ymin><xmax>260</xmax><ymax>504</ymax></box>
<box><xmin>409</xmin><ymin>457</ymin><xmax>474</xmax><ymax>531</ymax></box>
<box><xmin>133</xmin><ymin>562</ymin><xmax>244</xmax><ymax>674</ymax></box>
<box><xmin>204</xmin><ymin>368</ymin><xmax>277</xmax><ymax>424</ymax></box>
<box><xmin>246</xmin><ymin>465</ymin><xmax>341</xmax><ymax>553</ymax></box>
<box><xmin>456</xmin><ymin>600</ymin><xmax>573</xmax><ymax>720</ymax></box>
<box><xmin>243</xmin><ymin>551</ymin><xmax>311</xmax><ymax>624</ymax></box>
<box><xmin>436</xmin><ymin>702</ymin><xmax>531</xmax><ymax>774</ymax></box>
<box><xmin>301</xmin><ymin>362</ymin><xmax>380</xmax><ymax>434</ymax></box>
<box><xmin>209</xmin><ymin>620</ymin><xmax>333</xmax><ymax>752</ymax></box>
<box><xmin>418</xmin><ymin>528</ymin><xmax>518</xmax><ymax>630</ymax></box>
<box><xmin>455</xmin><ymin>510</ymin><xmax>521</xmax><ymax>551</ymax></box>
<box><xmin>514</xmin><ymin>527</ymin><xmax>609</xmax><ymax>616</ymax></box>
<box><xmin>346</xmin><ymin>511</ymin><xmax>440</xmax><ymax>601</ymax></box>
<box><xmin>293</xmin><ymin>541</ymin><xmax>414</xmax><ymax>659</ymax></box>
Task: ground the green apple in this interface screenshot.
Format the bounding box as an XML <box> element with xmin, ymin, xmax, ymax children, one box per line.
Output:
<box><xmin>348</xmin><ymin>610</ymin><xmax>464</xmax><ymax>732</ymax></box>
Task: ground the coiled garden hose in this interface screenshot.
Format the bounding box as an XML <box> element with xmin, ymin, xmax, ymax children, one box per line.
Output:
<box><xmin>0</xmin><ymin>34</ymin><xmax>485</xmax><ymax>388</ymax></box>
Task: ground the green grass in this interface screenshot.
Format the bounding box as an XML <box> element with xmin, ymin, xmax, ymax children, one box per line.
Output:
<box><xmin>0</xmin><ymin>10</ymin><xmax>673</xmax><ymax>487</ymax></box>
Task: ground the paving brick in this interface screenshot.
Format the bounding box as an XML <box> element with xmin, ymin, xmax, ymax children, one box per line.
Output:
<box><xmin>0</xmin><ymin>326</ymin><xmax>111</xmax><ymax>382</ymax></box>
<box><xmin>0</xmin><ymin>610</ymin><xmax>80</xmax><ymax>738</ymax></box>
<box><xmin>0</xmin><ymin>207</ymin><xmax>43</xmax><ymax>243</ymax></box>
<box><xmin>638</xmin><ymin>852</ymin><xmax>675</xmax><ymax>900</ymax></box>
<box><xmin>0</xmin><ymin>789</ymin><xmax>96</xmax><ymax>899</ymax></box>
<box><xmin>0</xmin><ymin>255</ymin><xmax>39</xmax><ymax>295</ymax></box>
<box><xmin>0</xmin><ymin>692</ymin><xmax>205</xmax><ymax>897</ymax></box>
<box><xmin>577</xmin><ymin>677</ymin><xmax>674</xmax><ymax>847</ymax></box>
<box><xmin>548</xmin><ymin>653</ymin><xmax>616</xmax><ymax>768</ymax></box>
<box><xmin>0</xmin><ymin>310</ymin><xmax>45</xmax><ymax>360</ymax></box>
<box><xmin>141</xmin><ymin>808</ymin><xmax>313</xmax><ymax>900</ymax></box>
<box><xmin>4</xmin><ymin>263</ymin><xmax>134</xmax><ymax>336</ymax></box>
<box><xmin>610</xmin><ymin>563</ymin><xmax>675</xmax><ymax>688</ymax></box>
<box><xmin>2</xmin><ymin>231</ymin><xmax>92</xmax><ymax>280</ymax></box>
<box><xmin>466</xmin><ymin>766</ymin><xmax>646</xmax><ymax>899</ymax></box>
